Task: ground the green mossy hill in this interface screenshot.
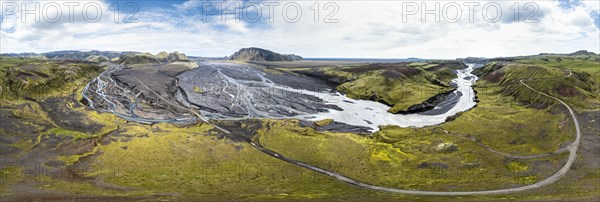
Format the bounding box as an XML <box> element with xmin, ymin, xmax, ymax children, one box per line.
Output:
<box><xmin>117</xmin><ymin>53</ymin><xmax>161</xmax><ymax>64</ymax></box>
<box><xmin>474</xmin><ymin>53</ymin><xmax>600</xmax><ymax>110</ymax></box>
<box><xmin>308</xmin><ymin>61</ymin><xmax>466</xmax><ymax>113</ymax></box>
<box><xmin>0</xmin><ymin>56</ymin><xmax>103</xmax><ymax>101</ymax></box>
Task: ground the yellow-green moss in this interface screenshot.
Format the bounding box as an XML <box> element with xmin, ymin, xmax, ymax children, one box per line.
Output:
<box><xmin>314</xmin><ymin>119</ymin><xmax>334</xmax><ymax>127</ymax></box>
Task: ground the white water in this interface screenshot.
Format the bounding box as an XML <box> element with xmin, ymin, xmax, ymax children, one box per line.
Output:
<box><xmin>292</xmin><ymin>64</ymin><xmax>479</xmax><ymax>131</ymax></box>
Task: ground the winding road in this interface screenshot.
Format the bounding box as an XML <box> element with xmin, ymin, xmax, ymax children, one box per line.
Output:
<box><xmin>83</xmin><ymin>64</ymin><xmax>581</xmax><ymax>195</ymax></box>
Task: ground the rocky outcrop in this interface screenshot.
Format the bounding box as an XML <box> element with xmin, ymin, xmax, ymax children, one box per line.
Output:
<box><xmin>230</xmin><ymin>47</ymin><xmax>302</xmax><ymax>61</ymax></box>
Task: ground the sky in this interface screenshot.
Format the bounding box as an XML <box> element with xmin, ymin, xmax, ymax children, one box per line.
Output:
<box><xmin>0</xmin><ymin>0</ymin><xmax>599</xmax><ymax>59</ymax></box>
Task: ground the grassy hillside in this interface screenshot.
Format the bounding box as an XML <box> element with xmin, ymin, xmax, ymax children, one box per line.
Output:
<box><xmin>474</xmin><ymin>54</ymin><xmax>600</xmax><ymax>110</ymax></box>
<box><xmin>303</xmin><ymin>61</ymin><xmax>466</xmax><ymax>113</ymax></box>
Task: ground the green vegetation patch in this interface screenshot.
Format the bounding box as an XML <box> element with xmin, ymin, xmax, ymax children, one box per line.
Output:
<box><xmin>441</xmin><ymin>84</ymin><xmax>574</xmax><ymax>155</ymax></box>
<box><xmin>256</xmin><ymin>119</ymin><xmax>568</xmax><ymax>192</ymax></box>
<box><xmin>314</xmin><ymin>119</ymin><xmax>334</xmax><ymax>127</ymax></box>
<box><xmin>84</xmin><ymin>122</ymin><xmax>372</xmax><ymax>199</ymax></box>
<box><xmin>0</xmin><ymin>166</ymin><xmax>22</xmax><ymax>196</ymax></box>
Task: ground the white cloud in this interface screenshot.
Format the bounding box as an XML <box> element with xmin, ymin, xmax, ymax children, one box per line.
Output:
<box><xmin>581</xmin><ymin>0</ymin><xmax>600</xmax><ymax>13</ymax></box>
<box><xmin>1</xmin><ymin>0</ymin><xmax>598</xmax><ymax>58</ymax></box>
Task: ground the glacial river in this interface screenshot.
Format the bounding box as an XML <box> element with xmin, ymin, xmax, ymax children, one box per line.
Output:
<box><xmin>177</xmin><ymin>62</ymin><xmax>479</xmax><ymax>131</ymax></box>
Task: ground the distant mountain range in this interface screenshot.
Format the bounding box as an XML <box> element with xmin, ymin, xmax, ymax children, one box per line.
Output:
<box><xmin>539</xmin><ymin>50</ymin><xmax>598</xmax><ymax>56</ymax></box>
<box><xmin>229</xmin><ymin>47</ymin><xmax>303</xmax><ymax>61</ymax></box>
<box><xmin>0</xmin><ymin>50</ymin><xmax>191</xmax><ymax>64</ymax></box>
<box><xmin>456</xmin><ymin>50</ymin><xmax>599</xmax><ymax>64</ymax></box>
<box><xmin>1</xmin><ymin>50</ymin><xmax>137</xmax><ymax>60</ymax></box>
<box><xmin>1</xmin><ymin>48</ymin><xmax>304</xmax><ymax>63</ymax></box>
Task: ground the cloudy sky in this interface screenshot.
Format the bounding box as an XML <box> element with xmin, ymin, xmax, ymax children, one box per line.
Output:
<box><xmin>1</xmin><ymin>0</ymin><xmax>599</xmax><ymax>59</ymax></box>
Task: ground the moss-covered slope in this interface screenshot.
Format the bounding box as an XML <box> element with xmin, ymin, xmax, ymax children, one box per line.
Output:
<box><xmin>474</xmin><ymin>54</ymin><xmax>600</xmax><ymax>110</ymax></box>
<box><xmin>0</xmin><ymin>57</ymin><xmax>104</xmax><ymax>101</ymax></box>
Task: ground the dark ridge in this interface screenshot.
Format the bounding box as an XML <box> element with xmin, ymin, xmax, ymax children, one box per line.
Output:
<box><xmin>381</xmin><ymin>69</ymin><xmax>403</xmax><ymax>80</ymax></box>
<box><xmin>340</xmin><ymin>63</ymin><xmax>420</xmax><ymax>76</ymax></box>
<box><xmin>395</xmin><ymin>89</ymin><xmax>457</xmax><ymax>114</ymax></box>
<box><xmin>230</xmin><ymin>47</ymin><xmax>303</xmax><ymax>61</ymax></box>
<box><xmin>296</xmin><ymin>70</ymin><xmax>350</xmax><ymax>88</ymax></box>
